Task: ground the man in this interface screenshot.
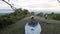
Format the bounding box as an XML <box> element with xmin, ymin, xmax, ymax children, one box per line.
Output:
<box><xmin>45</xmin><ymin>14</ymin><xmax>48</xmax><ymax>19</ymax></box>
<box><xmin>25</xmin><ymin>16</ymin><xmax>41</xmax><ymax>34</ymax></box>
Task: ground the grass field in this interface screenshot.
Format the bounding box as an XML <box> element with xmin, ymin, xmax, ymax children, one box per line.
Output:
<box><xmin>40</xmin><ymin>22</ymin><xmax>60</xmax><ymax>34</ymax></box>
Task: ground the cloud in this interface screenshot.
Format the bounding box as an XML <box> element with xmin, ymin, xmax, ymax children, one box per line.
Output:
<box><xmin>0</xmin><ymin>1</ymin><xmax>10</xmax><ymax>9</ymax></box>
<box><xmin>0</xmin><ymin>0</ymin><xmax>60</xmax><ymax>11</ymax></box>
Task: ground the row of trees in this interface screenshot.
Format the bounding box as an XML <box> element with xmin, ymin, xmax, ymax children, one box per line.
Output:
<box><xmin>0</xmin><ymin>0</ymin><xmax>40</xmax><ymax>29</ymax></box>
<box><xmin>47</xmin><ymin>13</ymin><xmax>60</xmax><ymax>20</ymax></box>
<box><xmin>37</xmin><ymin>12</ymin><xmax>60</xmax><ymax>20</ymax></box>
<box><xmin>0</xmin><ymin>0</ymin><xmax>33</xmax><ymax>28</ymax></box>
<box><xmin>37</xmin><ymin>12</ymin><xmax>44</xmax><ymax>17</ymax></box>
<box><xmin>0</xmin><ymin>8</ymin><xmax>30</xmax><ymax>28</ymax></box>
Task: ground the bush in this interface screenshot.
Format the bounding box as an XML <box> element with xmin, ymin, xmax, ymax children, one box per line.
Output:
<box><xmin>0</xmin><ymin>8</ymin><xmax>29</xmax><ymax>28</ymax></box>
<box><xmin>52</xmin><ymin>14</ymin><xmax>60</xmax><ymax>20</ymax></box>
<box><xmin>48</xmin><ymin>14</ymin><xmax>60</xmax><ymax>20</ymax></box>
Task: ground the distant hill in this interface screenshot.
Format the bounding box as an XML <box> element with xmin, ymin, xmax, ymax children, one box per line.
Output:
<box><xmin>0</xmin><ymin>9</ymin><xmax>14</xmax><ymax>16</ymax></box>
<box><xmin>0</xmin><ymin>9</ymin><xmax>14</xmax><ymax>13</ymax></box>
<box><xmin>0</xmin><ymin>13</ymin><xmax>9</xmax><ymax>16</ymax></box>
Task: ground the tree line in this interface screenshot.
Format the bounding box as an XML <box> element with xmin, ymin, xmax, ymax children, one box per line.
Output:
<box><xmin>37</xmin><ymin>12</ymin><xmax>60</xmax><ymax>20</ymax></box>
<box><xmin>0</xmin><ymin>8</ymin><xmax>30</xmax><ymax>28</ymax></box>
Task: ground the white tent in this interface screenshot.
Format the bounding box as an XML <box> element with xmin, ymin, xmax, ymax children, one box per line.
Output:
<box><xmin>25</xmin><ymin>22</ymin><xmax>41</xmax><ymax>34</ymax></box>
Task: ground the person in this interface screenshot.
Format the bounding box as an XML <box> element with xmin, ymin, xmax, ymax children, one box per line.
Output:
<box><xmin>28</xmin><ymin>16</ymin><xmax>38</xmax><ymax>27</ymax></box>
<box><xmin>25</xmin><ymin>16</ymin><xmax>41</xmax><ymax>34</ymax></box>
<box><xmin>45</xmin><ymin>14</ymin><xmax>48</xmax><ymax>19</ymax></box>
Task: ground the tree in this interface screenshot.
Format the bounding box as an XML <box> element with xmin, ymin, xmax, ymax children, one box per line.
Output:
<box><xmin>31</xmin><ymin>12</ymin><xmax>35</xmax><ymax>15</ymax></box>
<box><xmin>57</xmin><ymin>0</ymin><xmax>60</xmax><ymax>3</ymax></box>
<box><xmin>37</xmin><ymin>12</ymin><xmax>44</xmax><ymax>17</ymax></box>
<box><xmin>51</xmin><ymin>12</ymin><xmax>54</xmax><ymax>15</ymax></box>
<box><xmin>23</xmin><ymin>9</ymin><xmax>29</xmax><ymax>15</ymax></box>
<box><xmin>1</xmin><ymin>0</ymin><xmax>16</xmax><ymax>10</ymax></box>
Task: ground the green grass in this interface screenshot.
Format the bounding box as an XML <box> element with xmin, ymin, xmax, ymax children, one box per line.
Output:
<box><xmin>0</xmin><ymin>21</ymin><xmax>26</xmax><ymax>34</ymax></box>
<box><xmin>40</xmin><ymin>22</ymin><xmax>60</xmax><ymax>34</ymax></box>
<box><xmin>47</xmin><ymin>14</ymin><xmax>60</xmax><ymax>20</ymax></box>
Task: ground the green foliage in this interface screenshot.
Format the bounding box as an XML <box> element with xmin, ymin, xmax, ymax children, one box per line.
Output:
<box><xmin>0</xmin><ymin>8</ymin><xmax>29</xmax><ymax>28</ymax></box>
<box><xmin>37</xmin><ymin>12</ymin><xmax>44</xmax><ymax>17</ymax></box>
<box><xmin>31</xmin><ymin>12</ymin><xmax>35</xmax><ymax>15</ymax></box>
<box><xmin>52</xmin><ymin>14</ymin><xmax>60</xmax><ymax>20</ymax></box>
<box><xmin>37</xmin><ymin>12</ymin><xmax>60</xmax><ymax>20</ymax></box>
<box><xmin>48</xmin><ymin>13</ymin><xmax>60</xmax><ymax>20</ymax></box>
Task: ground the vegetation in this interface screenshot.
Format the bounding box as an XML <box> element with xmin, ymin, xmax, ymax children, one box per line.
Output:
<box><xmin>37</xmin><ymin>12</ymin><xmax>44</xmax><ymax>17</ymax></box>
<box><xmin>0</xmin><ymin>8</ymin><xmax>30</xmax><ymax>28</ymax></box>
<box><xmin>0</xmin><ymin>16</ymin><xmax>60</xmax><ymax>34</ymax></box>
<box><xmin>30</xmin><ymin>12</ymin><xmax>35</xmax><ymax>15</ymax></box>
<box><xmin>47</xmin><ymin>13</ymin><xmax>60</xmax><ymax>20</ymax></box>
<box><xmin>37</xmin><ymin>12</ymin><xmax>60</xmax><ymax>20</ymax></box>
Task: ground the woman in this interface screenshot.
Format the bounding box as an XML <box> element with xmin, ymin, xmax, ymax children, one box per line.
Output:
<box><xmin>25</xmin><ymin>16</ymin><xmax>41</xmax><ymax>34</ymax></box>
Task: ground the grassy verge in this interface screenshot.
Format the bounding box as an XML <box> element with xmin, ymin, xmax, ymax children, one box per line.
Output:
<box><xmin>0</xmin><ymin>17</ymin><xmax>27</xmax><ymax>34</ymax></box>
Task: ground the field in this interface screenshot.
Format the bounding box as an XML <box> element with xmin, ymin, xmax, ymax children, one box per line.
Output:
<box><xmin>0</xmin><ymin>16</ymin><xmax>60</xmax><ymax>34</ymax></box>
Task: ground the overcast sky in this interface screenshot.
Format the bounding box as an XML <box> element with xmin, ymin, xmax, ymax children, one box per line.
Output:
<box><xmin>0</xmin><ymin>0</ymin><xmax>60</xmax><ymax>11</ymax></box>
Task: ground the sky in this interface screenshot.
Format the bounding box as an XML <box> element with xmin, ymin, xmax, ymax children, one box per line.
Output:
<box><xmin>0</xmin><ymin>0</ymin><xmax>60</xmax><ymax>12</ymax></box>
